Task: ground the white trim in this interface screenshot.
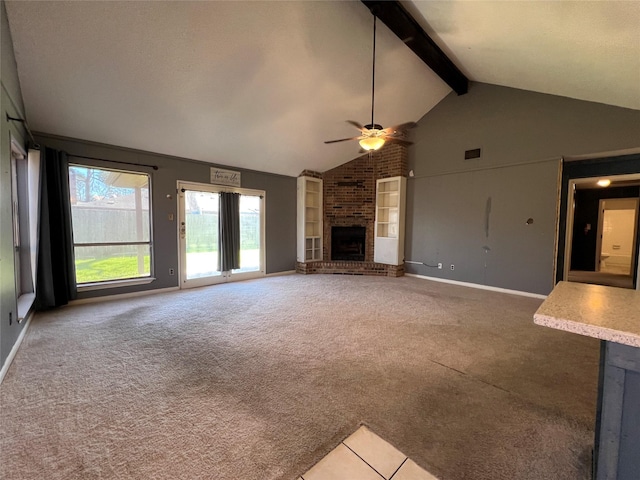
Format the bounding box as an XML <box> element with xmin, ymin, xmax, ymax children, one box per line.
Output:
<box><xmin>552</xmin><ymin>158</ymin><xmax>563</xmax><ymax>289</ymax></box>
<box><xmin>77</xmin><ymin>276</ymin><xmax>156</xmax><ymax>292</ymax></box>
<box><xmin>266</xmin><ymin>270</ymin><xmax>296</xmax><ymax>277</ymax></box>
<box><xmin>563</xmin><ymin>179</ymin><xmax>577</xmax><ymax>282</ymax></box>
<box><xmin>70</xmin><ymin>286</ymin><xmax>179</xmax><ymax>305</ymax></box>
<box><xmin>27</xmin><ymin>149</ymin><xmax>41</xmax><ymax>293</ymax></box>
<box><xmin>17</xmin><ymin>293</ymin><xmax>36</xmax><ymax>321</ymax></box>
<box><xmin>10</xmin><ymin>136</ymin><xmax>27</xmax><ymax>158</ymax></box>
<box><xmin>405</xmin><ymin>273</ymin><xmax>548</xmax><ymax>299</ymax></box>
<box><xmin>0</xmin><ymin>312</ymin><xmax>34</xmax><ymax>385</ymax></box>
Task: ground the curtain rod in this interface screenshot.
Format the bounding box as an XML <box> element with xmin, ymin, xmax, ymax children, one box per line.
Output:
<box><xmin>5</xmin><ymin>114</ymin><xmax>158</xmax><ymax>171</ymax></box>
<box><xmin>67</xmin><ymin>153</ymin><xmax>159</xmax><ymax>170</ymax></box>
<box><xmin>6</xmin><ymin>113</ymin><xmax>40</xmax><ymax>148</ymax></box>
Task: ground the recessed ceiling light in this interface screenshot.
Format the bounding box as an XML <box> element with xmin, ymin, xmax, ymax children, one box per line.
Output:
<box><xmin>597</xmin><ymin>179</ymin><xmax>611</xmax><ymax>187</ymax></box>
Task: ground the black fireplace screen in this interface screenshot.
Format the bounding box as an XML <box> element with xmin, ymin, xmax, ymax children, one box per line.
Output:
<box><xmin>331</xmin><ymin>226</ymin><xmax>366</xmax><ymax>261</ymax></box>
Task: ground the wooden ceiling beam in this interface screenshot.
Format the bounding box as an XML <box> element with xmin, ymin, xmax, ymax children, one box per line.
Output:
<box><xmin>361</xmin><ymin>0</ymin><xmax>468</xmax><ymax>95</ymax></box>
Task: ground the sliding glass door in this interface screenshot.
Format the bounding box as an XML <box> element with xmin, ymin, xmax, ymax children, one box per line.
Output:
<box><xmin>181</xmin><ymin>188</ymin><xmax>222</xmax><ymax>285</ymax></box>
<box><xmin>178</xmin><ymin>181</ymin><xmax>265</xmax><ymax>288</ymax></box>
<box><xmin>232</xmin><ymin>193</ymin><xmax>262</xmax><ymax>275</ymax></box>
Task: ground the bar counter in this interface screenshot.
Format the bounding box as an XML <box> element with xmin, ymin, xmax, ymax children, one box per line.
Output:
<box><xmin>534</xmin><ymin>281</ymin><xmax>640</xmax><ymax>480</ymax></box>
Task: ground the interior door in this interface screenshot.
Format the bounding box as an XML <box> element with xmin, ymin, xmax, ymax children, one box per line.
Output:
<box><xmin>178</xmin><ymin>181</ymin><xmax>265</xmax><ymax>288</ymax></box>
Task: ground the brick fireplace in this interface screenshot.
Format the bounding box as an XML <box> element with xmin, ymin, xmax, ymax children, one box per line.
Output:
<box><xmin>296</xmin><ymin>144</ymin><xmax>408</xmax><ymax>277</ymax></box>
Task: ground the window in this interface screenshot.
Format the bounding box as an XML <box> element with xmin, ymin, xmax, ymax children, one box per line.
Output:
<box><xmin>10</xmin><ymin>140</ymin><xmax>40</xmax><ymax>321</ymax></box>
<box><xmin>68</xmin><ymin>165</ymin><xmax>152</xmax><ymax>285</ymax></box>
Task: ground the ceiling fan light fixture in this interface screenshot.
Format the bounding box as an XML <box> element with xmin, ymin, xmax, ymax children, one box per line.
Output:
<box><xmin>359</xmin><ymin>136</ymin><xmax>385</xmax><ymax>151</ymax></box>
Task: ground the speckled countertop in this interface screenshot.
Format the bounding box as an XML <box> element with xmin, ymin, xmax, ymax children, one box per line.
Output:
<box><xmin>534</xmin><ymin>281</ymin><xmax>640</xmax><ymax>348</ymax></box>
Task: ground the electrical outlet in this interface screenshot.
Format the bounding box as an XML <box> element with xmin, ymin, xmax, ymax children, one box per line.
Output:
<box><xmin>450</xmin><ymin>264</ymin><xmax>455</xmax><ymax>270</ymax></box>
<box><xmin>169</xmin><ymin>268</ymin><xmax>175</xmax><ymax>275</ymax></box>
<box><xmin>437</xmin><ymin>263</ymin><xmax>442</xmax><ymax>269</ymax></box>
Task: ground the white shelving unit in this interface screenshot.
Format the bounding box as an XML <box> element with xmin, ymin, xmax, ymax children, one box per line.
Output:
<box><xmin>374</xmin><ymin>176</ymin><xmax>406</xmax><ymax>265</ymax></box>
<box><xmin>297</xmin><ymin>176</ymin><xmax>323</xmax><ymax>262</ymax></box>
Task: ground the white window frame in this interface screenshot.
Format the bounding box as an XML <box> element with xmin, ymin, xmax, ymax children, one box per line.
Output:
<box><xmin>10</xmin><ymin>137</ymin><xmax>40</xmax><ymax>322</ymax></box>
<box><xmin>177</xmin><ymin>180</ymin><xmax>266</xmax><ymax>289</ymax></box>
<box><xmin>68</xmin><ymin>163</ymin><xmax>155</xmax><ymax>291</ymax></box>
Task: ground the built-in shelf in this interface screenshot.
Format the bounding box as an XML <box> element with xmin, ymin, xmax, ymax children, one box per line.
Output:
<box><xmin>374</xmin><ymin>176</ymin><xmax>406</xmax><ymax>265</ymax></box>
<box><xmin>297</xmin><ymin>176</ymin><xmax>323</xmax><ymax>262</ymax></box>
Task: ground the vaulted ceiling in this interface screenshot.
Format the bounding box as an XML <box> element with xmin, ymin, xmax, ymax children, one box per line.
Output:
<box><xmin>5</xmin><ymin>1</ymin><xmax>640</xmax><ymax>177</ymax></box>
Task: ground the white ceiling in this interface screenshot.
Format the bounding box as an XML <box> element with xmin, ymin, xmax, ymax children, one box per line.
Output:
<box><xmin>407</xmin><ymin>0</ymin><xmax>640</xmax><ymax>110</ymax></box>
<box><xmin>5</xmin><ymin>1</ymin><xmax>640</xmax><ymax>177</ymax></box>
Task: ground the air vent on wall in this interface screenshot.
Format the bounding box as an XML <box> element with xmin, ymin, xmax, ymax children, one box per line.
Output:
<box><xmin>464</xmin><ymin>148</ymin><xmax>482</xmax><ymax>160</ymax></box>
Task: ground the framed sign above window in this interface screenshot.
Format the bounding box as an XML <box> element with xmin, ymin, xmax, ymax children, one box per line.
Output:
<box><xmin>210</xmin><ymin>167</ymin><xmax>241</xmax><ymax>187</ymax></box>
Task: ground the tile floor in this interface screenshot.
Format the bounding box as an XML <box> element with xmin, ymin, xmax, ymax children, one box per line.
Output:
<box><xmin>299</xmin><ymin>426</ymin><xmax>439</xmax><ymax>480</ymax></box>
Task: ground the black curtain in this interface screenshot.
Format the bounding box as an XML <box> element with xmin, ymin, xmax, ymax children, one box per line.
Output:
<box><xmin>218</xmin><ymin>192</ymin><xmax>240</xmax><ymax>271</ymax></box>
<box><xmin>36</xmin><ymin>147</ymin><xmax>76</xmax><ymax>309</ymax></box>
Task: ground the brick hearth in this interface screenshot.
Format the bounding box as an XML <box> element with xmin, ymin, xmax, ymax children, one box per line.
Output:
<box><xmin>296</xmin><ymin>261</ymin><xmax>404</xmax><ymax>276</ymax></box>
<box><xmin>297</xmin><ymin>144</ymin><xmax>408</xmax><ymax>277</ymax></box>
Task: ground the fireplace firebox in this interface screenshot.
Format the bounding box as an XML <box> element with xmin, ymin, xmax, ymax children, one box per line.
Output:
<box><xmin>331</xmin><ymin>226</ymin><xmax>366</xmax><ymax>261</ymax></box>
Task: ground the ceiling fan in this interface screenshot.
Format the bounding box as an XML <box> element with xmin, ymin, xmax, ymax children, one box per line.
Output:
<box><xmin>324</xmin><ymin>13</ymin><xmax>416</xmax><ymax>152</ymax></box>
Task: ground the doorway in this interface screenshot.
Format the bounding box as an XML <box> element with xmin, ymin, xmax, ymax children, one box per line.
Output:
<box><xmin>177</xmin><ymin>181</ymin><xmax>265</xmax><ymax>289</ymax></box>
<box><xmin>562</xmin><ymin>174</ymin><xmax>640</xmax><ymax>289</ymax></box>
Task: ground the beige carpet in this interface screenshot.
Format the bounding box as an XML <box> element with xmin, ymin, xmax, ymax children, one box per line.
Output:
<box><xmin>0</xmin><ymin>274</ymin><xmax>599</xmax><ymax>480</ymax></box>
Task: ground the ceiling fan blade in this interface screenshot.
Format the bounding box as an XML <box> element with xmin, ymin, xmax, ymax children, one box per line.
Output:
<box><xmin>382</xmin><ymin>137</ymin><xmax>413</xmax><ymax>147</ymax></box>
<box><xmin>381</xmin><ymin>122</ymin><xmax>417</xmax><ymax>135</ymax></box>
<box><xmin>346</xmin><ymin>120</ymin><xmax>368</xmax><ymax>132</ymax></box>
<box><xmin>324</xmin><ymin>136</ymin><xmax>361</xmax><ymax>144</ymax></box>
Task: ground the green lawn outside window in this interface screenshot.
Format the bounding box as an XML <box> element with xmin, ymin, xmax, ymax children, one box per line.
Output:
<box><xmin>75</xmin><ymin>255</ymin><xmax>151</xmax><ymax>284</ymax></box>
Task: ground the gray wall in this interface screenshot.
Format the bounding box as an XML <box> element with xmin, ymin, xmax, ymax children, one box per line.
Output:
<box><xmin>34</xmin><ymin>133</ymin><xmax>297</xmax><ymax>300</ymax></box>
<box><xmin>0</xmin><ymin>0</ymin><xmax>296</xmax><ymax>371</ymax></box>
<box><xmin>406</xmin><ymin>82</ymin><xmax>640</xmax><ymax>295</ymax></box>
<box><xmin>1</xmin><ymin>0</ymin><xmax>28</xmax><ymax>367</ymax></box>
